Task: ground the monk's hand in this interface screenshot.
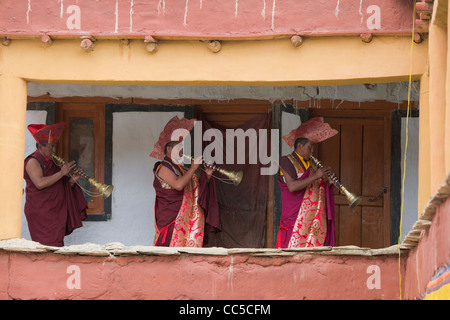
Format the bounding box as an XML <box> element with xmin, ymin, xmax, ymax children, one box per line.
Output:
<box><xmin>61</xmin><ymin>160</ymin><xmax>76</xmax><ymax>176</ymax></box>
<box><xmin>191</xmin><ymin>156</ymin><xmax>202</xmax><ymax>171</ymax></box>
<box><xmin>71</xmin><ymin>167</ymin><xmax>84</xmax><ymax>183</ymax></box>
<box><xmin>315</xmin><ymin>166</ymin><xmax>331</xmax><ymax>180</ymax></box>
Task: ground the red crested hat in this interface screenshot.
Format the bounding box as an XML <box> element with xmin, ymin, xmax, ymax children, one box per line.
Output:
<box><xmin>27</xmin><ymin>122</ymin><xmax>65</xmax><ymax>145</ymax></box>
<box><xmin>282</xmin><ymin>117</ymin><xmax>338</xmax><ymax>147</ymax></box>
<box><xmin>149</xmin><ymin>116</ymin><xmax>196</xmax><ymax>160</ymax></box>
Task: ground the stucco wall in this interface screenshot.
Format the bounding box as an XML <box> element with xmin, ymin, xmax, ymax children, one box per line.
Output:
<box><xmin>403</xmin><ymin>194</ymin><xmax>450</xmax><ymax>299</ymax></box>
<box><xmin>0</xmin><ymin>0</ymin><xmax>415</xmax><ymax>38</ymax></box>
<box><xmin>0</xmin><ymin>241</ymin><xmax>405</xmax><ymax>300</ymax></box>
<box><xmin>27</xmin><ymin>82</ymin><xmax>420</xmax><ymax>103</ymax></box>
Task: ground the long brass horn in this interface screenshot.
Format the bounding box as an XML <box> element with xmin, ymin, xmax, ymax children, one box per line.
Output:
<box><xmin>309</xmin><ymin>155</ymin><xmax>362</xmax><ymax>208</ymax></box>
<box><xmin>182</xmin><ymin>155</ymin><xmax>243</xmax><ymax>187</ymax></box>
<box><xmin>51</xmin><ymin>153</ymin><xmax>114</xmax><ymax>198</ymax></box>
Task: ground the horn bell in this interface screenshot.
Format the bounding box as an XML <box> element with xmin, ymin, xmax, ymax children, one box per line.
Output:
<box><xmin>217</xmin><ymin>168</ymin><xmax>243</xmax><ymax>187</ymax></box>
<box><xmin>89</xmin><ymin>178</ymin><xmax>114</xmax><ymax>199</ymax></box>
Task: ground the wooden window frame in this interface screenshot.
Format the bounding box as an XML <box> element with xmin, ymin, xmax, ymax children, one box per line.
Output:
<box><xmin>56</xmin><ymin>103</ymin><xmax>108</xmax><ymax>221</ymax></box>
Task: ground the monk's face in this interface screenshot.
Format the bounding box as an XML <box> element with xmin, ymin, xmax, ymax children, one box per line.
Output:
<box><xmin>39</xmin><ymin>142</ymin><xmax>57</xmax><ymax>159</ymax></box>
<box><xmin>297</xmin><ymin>141</ymin><xmax>314</xmax><ymax>160</ymax></box>
<box><xmin>167</xmin><ymin>143</ymin><xmax>183</xmax><ymax>162</ymax></box>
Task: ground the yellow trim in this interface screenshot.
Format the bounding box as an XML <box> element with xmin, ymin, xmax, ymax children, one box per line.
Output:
<box><xmin>295</xmin><ymin>152</ymin><xmax>310</xmax><ymax>170</ymax></box>
<box><xmin>280</xmin><ymin>153</ymin><xmax>310</xmax><ymax>176</ymax></box>
<box><xmin>0</xmin><ymin>37</ymin><xmax>427</xmax><ymax>85</ymax></box>
<box><xmin>424</xmin><ymin>284</ymin><xmax>450</xmax><ymax>300</ymax></box>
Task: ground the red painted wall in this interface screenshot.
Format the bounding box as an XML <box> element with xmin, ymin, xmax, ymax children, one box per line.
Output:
<box><xmin>403</xmin><ymin>197</ymin><xmax>450</xmax><ymax>299</ymax></box>
<box><xmin>0</xmin><ymin>0</ymin><xmax>414</xmax><ymax>38</ymax></box>
<box><xmin>2</xmin><ymin>193</ymin><xmax>448</xmax><ymax>301</ymax></box>
<box><xmin>0</xmin><ymin>248</ymin><xmax>404</xmax><ymax>300</ymax></box>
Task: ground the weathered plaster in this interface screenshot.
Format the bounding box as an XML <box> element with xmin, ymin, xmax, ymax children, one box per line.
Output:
<box><xmin>0</xmin><ymin>0</ymin><xmax>414</xmax><ymax>39</ymax></box>
<box><xmin>26</xmin><ymin>82</ymin><xmax>421</xmax><ymax>103</ymax></box>
<box><xmin>0</xmin><ymin>238</ymin><xmax>406</xmax><ymax>300</ymax></box>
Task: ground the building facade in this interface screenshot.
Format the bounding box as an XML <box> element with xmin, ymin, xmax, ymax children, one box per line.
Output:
<box><xmin>0</xmin><ymin>0</ymin><xmax>449</xmax><ymax>299</ymax></box>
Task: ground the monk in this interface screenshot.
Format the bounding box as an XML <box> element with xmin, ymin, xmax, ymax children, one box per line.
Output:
<box><xmin>150</xmin><ymin>116</ymin><xmax>221</xmax><ymax>247</ymax></box>
<box><xmin>152</xmin><ymin>141</ymin><xmax>221</xmax><ymax>247</ymax></box>
<box><xmin>277</xmin><ymin>118</ymin><xmax>337</xmax><ymax>248</ymax></box>
<box><xmin>23</xmin><ymin>123</ymin><xmax>88</xmax><ymax>247</ymax></box>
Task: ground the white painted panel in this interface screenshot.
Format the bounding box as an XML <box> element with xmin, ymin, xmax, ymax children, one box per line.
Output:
<box><xmin>281</xmin><ymin>111</ymin><xmax>301</xmax><ymax>156</ymax></box>
<box><xmin>400</xmin><ymin>117</ymin><xmax>419</xmax><ymax>241</ymax></box>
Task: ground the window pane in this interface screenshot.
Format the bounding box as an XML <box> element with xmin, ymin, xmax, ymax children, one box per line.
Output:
<box><xmin>69</xmin><ymin>118</ymin><xmax>95</xmax><ymax>203</ymax></box>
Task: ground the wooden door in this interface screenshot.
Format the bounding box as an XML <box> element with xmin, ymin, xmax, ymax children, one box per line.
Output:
<box><xmin>310</xmin><ymin>110</ymin><xmax>391</xmax><ymax>248</ymax></box>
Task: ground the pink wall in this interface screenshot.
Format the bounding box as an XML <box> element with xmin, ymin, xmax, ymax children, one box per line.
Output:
<box><xmin>403</xmin><ymin>197</ymin><xmax>450</xmax><ymax>299</ymax></box>
<box><xmin>0</xmin><ymin>249</ymin><xmax>405</xmax><ymax>300</ymax></box>
<box><xmin>3</xmin><ymin>193</ymin><xmax>448</xmax><ymax>301</ymax></box>
<box><xmin>1</xmin><ymin>0</ymin><xmax>414</xmax><ymax>38</ymax></box>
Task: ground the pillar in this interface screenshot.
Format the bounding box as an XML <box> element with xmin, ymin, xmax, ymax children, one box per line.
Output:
<box><xmin>0</xmin><ymin>75</ymin><xmax>27</xmax><ymax>240</ymax></box>
<box><xmin>418</xmin><ymin>72</ymin><xmax>431</xmax><ymax>216</ymax></box>
<box><xmin>428</xmin><ymin>20</ymin><xmax>447</xmax><ymax>195</ymax></box>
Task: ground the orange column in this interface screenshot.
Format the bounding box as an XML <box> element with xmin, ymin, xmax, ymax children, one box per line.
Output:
<box><xmin>0</xmin><ymin>75</ymin><xmax>27</xmax><ymax>240</ymax></box>
<box><xmin>428</xmin><ymin>22</ymin><xmax>447</xmax><ymax>195</ymax></box>
<box><xmin>418</xmin><ymin>72</ymin><xmax>431</xmax><ymax>215</ymax></box>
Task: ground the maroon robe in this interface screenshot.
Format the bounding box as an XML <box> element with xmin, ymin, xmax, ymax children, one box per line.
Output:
<box><xmin>153</xmin><ymin>156</ymin><xmax>221</xmax><ymax>246</ymax></box>
<box><xmin>23</xmin><ymin>150</ymin><xmax>88</xmax><ymax>247</ymax></box>
<box><xmin>277</xmin><ymin>152</ymin><xmax>336</xmax><ymax>248</ymax></box>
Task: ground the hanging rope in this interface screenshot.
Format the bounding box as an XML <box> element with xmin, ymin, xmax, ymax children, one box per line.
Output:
<box><xmin>398</xmin><ymin>0</ymin><xmax>416</xmax><ymax>301</ymax></box>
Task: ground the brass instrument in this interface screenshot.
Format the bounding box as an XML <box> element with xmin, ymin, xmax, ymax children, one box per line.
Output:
<box><xmin>182</xmin><ymin>155</ymin><xmax>243</xmax><ymax>187</ymax></box>
<box><xmin>51</xmin><ymin>153</ymin><xmax>114</xmax><ymax>199</ymax></box>
<box><xmin>309</xmin><ymin>155</ymin><xmax>362</xmax><ymax>208</ymax></box>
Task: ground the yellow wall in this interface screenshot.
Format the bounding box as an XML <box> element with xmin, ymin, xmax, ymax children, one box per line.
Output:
<box><xmin>0</xmin><ymin>75</ymin><xmax>27</xmax><ymax>239</ymax></box>
<box><xmin>418</xmin><ymin>72</ymin><xmax>431</xmax><ymax>213</ymax></box>
<box><xmin>2</xmin><ymin>37</ymin><xmax>427</xmax><ymax>85</ymax></box>
<box><xmin>417</xmin><ymin>0</ymin><xmax>450</xmax><ymax>214</ymax></box>
<box><xmin>0</xmin><ymin>35</ymin><xmax>431</xmax><ymax>240</ymax></box>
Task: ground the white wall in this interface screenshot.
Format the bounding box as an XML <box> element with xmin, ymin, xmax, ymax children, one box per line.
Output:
<box><xmin>22</xmin><ymin>110</ymin><xmax>183</xmax><ymax>246</ymax></box>
<box><xmin>400</xmin><ymin>117</ymin><xmax>419</xmax><ymax>241</ymax></box>
<box><xmin>281</xmin><ymin>111</ymin><xmax>302</xmax><ymax>156</ymax></box>
<box><xmin>65</xmin><ymin>111</ymin><xmax>184</xmax><ymax>246</ymax></box>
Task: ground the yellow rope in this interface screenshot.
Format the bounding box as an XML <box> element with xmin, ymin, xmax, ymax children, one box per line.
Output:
<box><xmin>398</xmin><ymin>1</ymin><xmax>416</xmax><ymax>300</ymax></box>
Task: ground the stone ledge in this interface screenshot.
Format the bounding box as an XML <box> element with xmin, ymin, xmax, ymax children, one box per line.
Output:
<box><xmin>0</xmin><ymin>238</ymin><xmax>407</xmax><ymax>257</ymax></box>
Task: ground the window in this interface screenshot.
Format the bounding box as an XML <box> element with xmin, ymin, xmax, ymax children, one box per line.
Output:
<box><xmin>56</xmin><ymin>103</ymin><xmax>108</xmax><ymax>220</ymax></box>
